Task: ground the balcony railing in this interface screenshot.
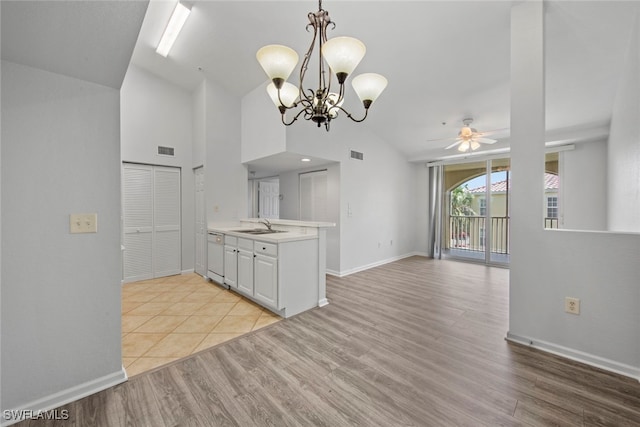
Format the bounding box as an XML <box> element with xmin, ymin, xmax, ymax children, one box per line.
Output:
<box><xmin>448</xmin><ymin>216</ymin><xmax>510</xmax><ymax>254</ymax></box>
<box><xmin>544</xmin><ymin>217</ymin><xmax>559</xmax><ymax>229</ymax></box>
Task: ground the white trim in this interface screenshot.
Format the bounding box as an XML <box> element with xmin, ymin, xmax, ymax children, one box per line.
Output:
<box><xmin>181</xmin><ymin>268</ymin><xmax>195</xmax><ymax>275</ymax></box>
<box><xmin>506</xmin><ymin>332</ymin><xmax>640</xmax><ymax>382</ymax></box>
<box><xmin>1</xmin><ymin>368</ymin><xmax>128</xmax><ymax>426</ymax></box>
<box><xmin>318</xmin><ymin>298</ymin><xmax>329</xmax><ymax>307</ymax></box>
<box><xmin>326</xmin><ymin>252</ymin><xmax>428</xmax><ymax>278</ymax></box>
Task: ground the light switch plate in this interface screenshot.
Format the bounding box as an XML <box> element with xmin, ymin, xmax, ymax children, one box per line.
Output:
<box><xmin>70</xmin><ymin>213</ymin><xmax>98</xmax><ymax>234</ymax></box>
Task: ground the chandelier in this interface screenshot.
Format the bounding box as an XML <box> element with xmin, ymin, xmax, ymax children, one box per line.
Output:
<box><xmin>256</xmin><ymin>0</ymin><xmax>387</xmax><ymax>131</ymax></box>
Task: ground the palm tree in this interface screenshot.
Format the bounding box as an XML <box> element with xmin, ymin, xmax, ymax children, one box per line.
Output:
<box><xmin>450</xmin><ymin>185</ymin><xmax>476</xmax><ymax>247</ymax></box>
<box><xmin>451</xmin><ymin>185</ymin><xmax>476</xmax><ymax>216</ymax></box>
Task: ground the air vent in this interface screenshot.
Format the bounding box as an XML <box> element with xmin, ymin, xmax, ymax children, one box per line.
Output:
<box><xmin>350</xmin><ymin>150</ymin><xmax>364</xmax><ymax>160</ymax></box>
<box><xmin>157</xmin><ymin>146</ymin><xmax>175</xmax><ymax>157</ymax></box>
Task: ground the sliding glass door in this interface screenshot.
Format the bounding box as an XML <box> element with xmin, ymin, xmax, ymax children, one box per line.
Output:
<box><xmin>441</xmin><ymin>158</ymin><xmax>510</xmax><ymax>265</ymax></box>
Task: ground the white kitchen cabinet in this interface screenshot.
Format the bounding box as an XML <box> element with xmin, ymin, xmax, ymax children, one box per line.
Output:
<box><xmin>223</xmin><ymin>236</ymin><xmax>238</xmax><ymax>289</ymax></box>
<box><xmin>237</xmin><ymin>248</ymin><xmax>254</xmax><ymax>295</ymax></box>
<box><xmin>254</xmin><ymin>254</ymin><xmax>278</xmax><ymax>309</ymax></box>
<box><xmin>212</xmin><ymin>220</ymin><xmax>330</xmax><ymax>318</ymax></box>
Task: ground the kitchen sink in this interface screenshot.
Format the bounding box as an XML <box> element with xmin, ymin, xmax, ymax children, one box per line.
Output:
<box><xmin>230</xmin><ymin>229</ymin><xmax>288</xmax><ymax>235</ymax></box>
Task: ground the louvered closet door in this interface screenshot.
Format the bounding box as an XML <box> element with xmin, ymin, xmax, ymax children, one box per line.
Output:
<box><xmin>123</xmin><ymin>164</ymin><xmax>153</xmax><ymax>282</ymax></box>
<box><xmin>123</xmin><ymin>163</ymin><xmax>181</xmax><ymax>283</ymax></box>
<box><xmin>153</xmin><ymin>166</ymin><xmax>181</xmax><ymax>277</ymax></box>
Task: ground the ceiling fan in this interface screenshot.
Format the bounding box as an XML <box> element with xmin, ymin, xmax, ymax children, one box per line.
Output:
<box><xmin>432</xmin><ymin>118</ymin><xmax>499</xmax><ymax>152</ymax></box>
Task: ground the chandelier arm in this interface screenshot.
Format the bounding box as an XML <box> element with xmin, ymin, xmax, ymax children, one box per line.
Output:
<box><xmin>320</xmin><ymin>16</ymin><xmax>332</xmax><ymax>99</ymax></box>
<box><xmin>332</xmin><ymin>104</ymin><xmax>370</xmax><ymax>123</ymax></box>
<box><xmin>281</xmin><ymin>107</ymin><xmax>308</xmax><ymax>126</ymax></box>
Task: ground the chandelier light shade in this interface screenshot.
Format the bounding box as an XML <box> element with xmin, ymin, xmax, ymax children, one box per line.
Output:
<box><xmin>255</xmin><ymin>0</ymin><xmax>387</xmax><ymax>131</ymax></box>
<box><xmin>321</xmin><ymin>37</ymin><xmax>366</xmax><ymax>81</ymax></box>
<box><xmin>267</xmin><ymin>82</ymin><xmax>299</xmax><ymax>109</ymax></box>
<box><xmin>256</xmin><ymin>45</ymin><xmax>299</xmax><ymax>85</ymax></box>
<box><xmin>352</xmin><ymin>73</ymin><xmax>388</xmax><ymax>107</ymax></box>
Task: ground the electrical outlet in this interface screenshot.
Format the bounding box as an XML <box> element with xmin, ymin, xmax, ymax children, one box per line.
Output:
<box><xmin>70</xmin><ymin>213</ymin><xmax>98</xmax><ymax>234</ymax></box>
<box><xmin>565</xmin><ymin>297</ymin><xmax>580</xmax><ymax>315</ymax></box>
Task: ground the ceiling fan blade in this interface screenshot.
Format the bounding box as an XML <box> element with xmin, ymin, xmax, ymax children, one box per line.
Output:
<box><xmin>476</xmin><ymin>127</ymin><xmax>510</xmax><ymax>137</ymax></box>
<box><xmin>445</xmin><ymin>140</ymin><xmax>462</xmax><ymax>150</ymax></box>
<box><xmin>426</xmin><ymin>136</ymin><xmax>458</xmax><ymax>143</ymax></box>
<box><xmin>476</xmin><ymin>138</ymin><xmax>497</xmax><ymax>144</ymax></box>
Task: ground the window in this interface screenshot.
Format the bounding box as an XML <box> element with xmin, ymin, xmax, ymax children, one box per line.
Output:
<box><xmin>479</xmin><ymin>198</ymin><xmax>487</xmax><ymax>216</ymax></box>
<box><xmin>547</xmin><ymin>196</ymin><xmax>558</xmax><ymax>218</ymax></box>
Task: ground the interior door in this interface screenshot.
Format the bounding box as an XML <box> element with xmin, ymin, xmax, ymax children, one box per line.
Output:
<box><xmin>258</xmin><ymin>180</ymin><xmax>280</xmax><ymax>219</ymax></box>
<box><xmin>153</xmin><ymin>166</ymin><xmax>181</xmax><ymax>277</ymax></box>
<box><xmin>123</xmin><ymin>164</ymin><xmax>153</xmax><ymax>282</ymax></box>
<box><xmin>122</xmin><ymin>163</ymin><xmax>182</xmax><ymax>283</ymax></box>
<box><xmin>194</xmin><ymin>167</ymin><xmax>206</xmax><ymax>276</ymax></box>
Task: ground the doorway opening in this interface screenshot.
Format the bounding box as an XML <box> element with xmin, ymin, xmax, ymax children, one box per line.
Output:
<box><xmin>441</xmin><ymin>159</ymin><xmax>511</xmax><ymax>266</ymax></box>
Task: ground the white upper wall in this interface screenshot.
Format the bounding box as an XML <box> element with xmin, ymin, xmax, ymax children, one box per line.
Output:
<box><xmin>241</xmin><ymin>82</ymin><xmax>286</xmax><ymax>163</ymax></box>
<box><xmin>608</xmin><ymin>13</ymin><xmax>640</xmax><ymax>232</ymax></box>
<box><xmin>1</xmin><ymin>61</ymin><xmax>124</xmax><ymax>411</ymax></box>
<box><xmin>286</xmin><ymin>121</ymin><xmax>423</xmax><ymax>275</ymax></box>
<box><xmin>121</xmin><ymin>65</ymin><xmax>195</xmax><ymax>272</ymax></box>
<box><xmin>559</xmin><ymin>140</ymin><xmax>607</xmax><ymax>231</ymax></box>
<box><xmin>203</xmin><ymin>79</ymin><xmax>248</xmax><ymax>224</ymax></box>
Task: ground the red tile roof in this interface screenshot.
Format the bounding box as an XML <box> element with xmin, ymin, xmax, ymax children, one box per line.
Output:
<box><xmin>470</xmin><ymin>173</ymin><xmax>558</xmax><ymax>193</ymax></box>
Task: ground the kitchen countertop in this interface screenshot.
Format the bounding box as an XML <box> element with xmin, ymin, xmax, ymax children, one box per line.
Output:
<box><xmin>208</xmin><ymin>219</ymin><xmax>334</xmax><ymax>244</ymax></box>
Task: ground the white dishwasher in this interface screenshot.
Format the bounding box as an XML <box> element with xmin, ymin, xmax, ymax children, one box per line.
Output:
<box><xmin>207</xmin><ymin>232</ymin><xmax>224</xmax><ymax>284</ymax></box>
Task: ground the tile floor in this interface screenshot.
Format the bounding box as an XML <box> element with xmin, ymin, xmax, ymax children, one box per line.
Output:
<box><xmin>122</xmin><ymin>273</ymin><xmax>281</xmax><ymax>377</ymax></box>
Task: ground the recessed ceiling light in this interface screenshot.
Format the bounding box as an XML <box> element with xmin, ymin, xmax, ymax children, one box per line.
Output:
<box><xmin>301</xmin><ymin>158</ymin><xmax>311</xmax><ymax>162</ymax></box>
<box><xmin>156</xmin><ymin>2</ymin><xmax>191</xmax><ymax>57</ymax></box>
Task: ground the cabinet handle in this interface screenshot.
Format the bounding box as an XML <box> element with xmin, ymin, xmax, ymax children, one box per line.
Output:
<box><xmin>254</xmin><ymin>254</ymin><xmax>257</xmax><ymax>258</ymax></box>
<box><xmin>262</xmin><ymin>247</ymin><xmax>266</xmax><ymax>250</ymax></box>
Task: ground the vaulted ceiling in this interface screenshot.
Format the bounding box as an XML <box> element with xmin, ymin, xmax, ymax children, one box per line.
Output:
<box><xmin>3</xmin><ymin>1</ymin><xmax>638</xmax><ymax>163</ymax></box>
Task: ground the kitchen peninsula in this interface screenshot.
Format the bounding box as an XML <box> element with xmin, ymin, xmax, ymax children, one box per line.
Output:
<box><xmin>207</xmin><ymin>219</ymin><xmax>335</xmax><ymax>318</ymax></box>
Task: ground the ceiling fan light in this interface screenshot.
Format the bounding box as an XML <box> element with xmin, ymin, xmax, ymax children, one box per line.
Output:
<box><xmin>352</xmin><ymin>73</ymin><xmax>388</xmax><ymax>106</ymax></box>
<box><xmin>267</xmin><ymin>82</ymin><xmax>299</xmax><ymax>108</ymax></box>
<box><xmin>458</xmin><ymin>141</ymin><xmax>470</xmax><ymax>152</ymax></box>
<box><xmin>470</xmin><ymin>140</ymin><xmax>481</xmax><ymax>151</ymax></box>
<box><xmin>459</xmin><ymin>126</ymin><xmax>473</xmax><ymax>138</ymax></box>
<box><xmin>322</xmin><ymin>36</ymin><xmax>366</xmax><ymax>81</ymax></box>
<box><xmin>256</xmin><ymin>45</ymin><xmax>299</xmax><ymax>82</ymax></box>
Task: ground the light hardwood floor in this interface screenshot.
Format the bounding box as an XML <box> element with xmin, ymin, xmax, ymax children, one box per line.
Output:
<box><xmin>16</xmin><ymin>257</ymin><xmax>640</xmax><ymax>426</ymax></box>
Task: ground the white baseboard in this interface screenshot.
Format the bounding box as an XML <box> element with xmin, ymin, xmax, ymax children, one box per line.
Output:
<box><xmin>327</xmin><ymin>252</ymin><xmax>428</xmax><ymax>278</ymax></box>
<box><xmin>181</xmin><ymin>268</ymin><xmax>195</xmax><ymax>275</ymax></box>
<box><xmin>1</xmin><ymin>368</ymin><xmax>128</xmax><ymax>426</ymax></box>
<box><xmin>506</xmin><ymin>332</ymin><xmax>640</xmax><ymax>381</ymax></box>
<box><xmin>318</xmin><ymin>298</ymin><xmax>329</xmax><ymax>307</ymax></box>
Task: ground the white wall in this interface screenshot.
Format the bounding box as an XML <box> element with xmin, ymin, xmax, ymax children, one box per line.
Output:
<box><xmin>1</xmin><ymin>61</ymin><xmax>125</xmax><ymax>412</ymax></box>
<box><xmin>121</xmin><ymin>65</ymin><xmax>195</xmax><ymax>273</ymax></box>
<box><xmin>286</xmin><ymin>121</ymin><xmax>421</xmax><ymax>275</ymax></box>
<box><xmin>608</xmin><ymin>14</ymin><xmax>640</xmax><ymax>232</ymax></box>
<box><xmin>279</xmin><ymin>163</ymin><xmax>341</xmax><ymax>273</ymax></box>
<box><xmin>204</xmin><ymin>79</ymin><xmax>248</xmax><ymax>224</ymax></box>
<box><xmin>559</xmin><ymin>140</ymin><xmax>607</xmax><ymax>230</ymax></box>
<box><xmin>508</xmin><ymin>3</ymin><xmax>640</xmax><ymax>378</ymax></box>
<box><xmin>193</xmin><ymin>80</ymin><xmax>206</xmax><ymax>168</ymax></box>
<box><xmin>241</xmin><ymin>82</ymin><xmax>286</xmax><ymax>163</ymax></box>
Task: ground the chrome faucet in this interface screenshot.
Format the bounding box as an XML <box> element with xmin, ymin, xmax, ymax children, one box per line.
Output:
<box><xmin>259</xmin><ymin>218</ymin><xmax>272</xmax><ymax>231</ymax></box>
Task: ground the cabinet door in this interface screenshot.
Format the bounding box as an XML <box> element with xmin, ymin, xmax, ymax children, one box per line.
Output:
<box><xmin>237</xmin><ymin>249</ymin><xmax>255</xmax><ymax>295</ymax></box>
<box><xmin>254</xmin><ymin>254</ymin><xmax>278</xmax><ymax>309</ymax></box>
<box><xmin>224</xmin><ymin>245</ymin><xmax>238</xmax><ymax>288</ymax></box>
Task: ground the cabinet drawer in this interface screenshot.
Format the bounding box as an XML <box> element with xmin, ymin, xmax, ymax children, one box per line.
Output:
<box><xmin>238</xmin><ymin>238</ymin><xmax>254</xmax><ymax>250</ymax></box>
<box><xmin>224</xmin><ymin>235</ymin><xmax>237</xmax><ymax>246</ymax></box>
<box><xmin>254</xmin><ymin>241</ymin><xmax>277</xmax><ymax>257</ymax></box>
